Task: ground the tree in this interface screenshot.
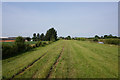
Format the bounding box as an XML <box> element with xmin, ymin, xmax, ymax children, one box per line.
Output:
<box><xmin>93</xmin><ymin>38</ymin><xmax>98</xmax><ymax>42</ymax></box>
<box><xmin>66</xmin><ymin>36</ymin><xmax>71</xmax><ymax>40</ymax></box>
<box><xmin>40</xmin><ymin>33</ymin><xmax>45</xmax><ymax>41</ymax></box>
<box><xmin>45</xmin><ymin>28</ymin><xmax>57</xmax><ymax>41</ymax></box>
<box><xmin>15</xmin><ymin>36</ymin><xmax>25</xmax><ymax>51</ymax></box>
<box><xmin>37</xmin><ymin>33</ymin><xmax>40</xmax><ymax>41</ymax></box>
<box><xmin>108</xmin><ymin>34</ymin><xmax>113</xmax><ymax>38</ymax></box>
<box><xmin>104</xmin><ymin>35</ymin><xmax>108</xmax><ymax>39</ymax></box>
<box><xmin>101</xmin><ymin>36</ymin><xmax>104</xmax><ymax>39</ymax></box>
<box><xmin>32</xmin><ymin>33</ymin><xmax>37</xmax><ymax>41</ymax></box>
<box><xmin>95</xmin><ymin>35</ymin><xmax>100</xmax><ymax>39</ymax></box>
<box><xmin>113</xmin><ymin>36</ymin><xmax>117</xmax><ymax>38</ymax></box>
<box><xmin>50</xmin><ymin>35</ymin><xmax>55</xmax><ymax>41</ymax></box>
<box><xmin>26</xmin><ymin>37</ymin><xmax>31</xmax><ymax>41</ymax></box>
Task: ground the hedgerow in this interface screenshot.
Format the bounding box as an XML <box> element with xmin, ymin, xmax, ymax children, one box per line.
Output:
<box><xmin>2</xmin><ymin>37</ymin><xmax>54</xmax><ymax>59</ymax></box>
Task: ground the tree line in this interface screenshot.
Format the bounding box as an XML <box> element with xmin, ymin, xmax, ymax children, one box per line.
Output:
<box><xmin>2</xmin><ymin>28</ymin><xmax>57</xmax><ymax>59</ymax></box>
<box><xmin>94</xmin><ymin>34</ymin><xmax>118</xmax><ymax>39</ymax></box>
<box><xmin>58</xmin><ymin>34</ymin><xmax>118</xmax><ymax>40</ymax></box>
<box><xmin>31</xmin><ymin>28</ymin><xmax>57</xmax><ymax>41</ymax></box>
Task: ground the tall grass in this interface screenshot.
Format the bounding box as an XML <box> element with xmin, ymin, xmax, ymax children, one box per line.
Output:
<box><xmin>99</xmin><ymin>39</ymin><xmax>120</xmax><ymax>45</ymax></box>
<box><xmin>2</xmin><ymin>41</ymin><xmax>52</xmax><ymax>59</ymax></box>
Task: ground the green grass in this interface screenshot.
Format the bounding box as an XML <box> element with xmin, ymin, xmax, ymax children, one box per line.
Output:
<box><xmin>2</xmin><ymin>42</ymin><xmax>14</xmax><ymax>46</ymax></box>
<box><xmin>2</xmin><ymin>40</ymin><xmax>118</xmax><ymax>78</ymax></box>
<box><xmin>50</xmin><ymin>40</ymin><xmax>118</xmax><ymax>78</ymax></box>
<box><xmin>0</xmin><ymin>41</ymin><xmax>37</xmax><ymax>45</ymax></box>
<box><xmin>25</xmin><ymin>41</ymin><xmax>37</xmax><ymax>45</ymax></box>
<box><xmin>2</xmin><ymin>41</ymin><xmax>37</xmax><ymax>46</ymax></box>
<box><xmin>2</xmin><ymin>40</ymin><xmax>63</xmax><ymax>78</ymax></box>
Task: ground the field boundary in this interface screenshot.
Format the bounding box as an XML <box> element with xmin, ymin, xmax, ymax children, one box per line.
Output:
<box><xmin>10</xmin><ymin>51</ymin><xmax>48</xmax><ymax>79</ymax></box>
<box><xmin>46</xmin><ymin>46</ymin><xmax>64</xmax><ymax>79</ymax></box>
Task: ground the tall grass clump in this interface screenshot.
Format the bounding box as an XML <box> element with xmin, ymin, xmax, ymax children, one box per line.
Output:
<box><xmin>104</xmin><ymin>39</ymin><xmax>120</xmax><ymax>45</ymax></box>
<box><xmin>76</xmin><ymin>38</ymin><xmax>86</xmax><ymax>41</ymax></box>
<box><xmin>35</xmin><ymin>41</ymin><xmax>49</xmax><ymax>47</ymax></box>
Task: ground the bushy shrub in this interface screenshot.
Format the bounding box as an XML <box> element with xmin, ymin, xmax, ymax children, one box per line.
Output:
<box><xmin>48</xmin><ymin>41</ymin><xmax>53</xmax><ymax>44</ymax></box>
<box><xmin>25</xmin><ymin>44</ymin><xmax>32</xmax><ymax>51</ymax></box>
<box><xmin>76</xmin><ymin>38</ymin><xmax>86</xmax><ymax>41</ymax></box>
<box><xmin>15</xmin><ymin>36</ymin><xmax>25</xmax><ymax>51</ymax></box>
<box><xmin>86</xmin><ymin>37</ymin><xmax>94</xmax><ymax>41</ymax></box>
<box><xmin>31</xmin><ymin>44</ymin><xmax>36</xmax><ymax>48</ymax></box>
<box><xmin>2</xmin><ymin>44</ymin><xmax>18</xmax><ymax>58</ymax></box>
<box><xmin>2</xmin><ymin>44</ymin><xmax>13</xmax><ymax>58</ymax></box>
<box><xmin>2</xmin><ymin>37</ymin><xmax>54</xmax><ymax>59</ymax></box>
<box><xmin>104</xmin><ymin>39</ymin><xmax>120</xmax><ymax>45</ymax></box>
<box><xmin>93</xmin><ymin>38</ymin><xmax>98</xmax><ymax>42</ymax></box>
<box><xmin>42</xmin><ymin>42</ymin><xmax>47</xmax><ymax>46</ymax></box>
<box><xmin>99</xmin><ymin>39</ymin><xmax>104</xmax><ymax>42</ymax></box>
<box><xmin>35</xmin><ymin>41</ymin><xmax>42</xmax><ymax>47</ymax></box>
<box><xmin>80</xmin><ymin>38</ymin><xmax>86</xmax><ymax>41</ymax></box>
<box><xmin>43</xmin><ymin>42</ymin><xmax>47</xmax><ymax>45</ymax></box>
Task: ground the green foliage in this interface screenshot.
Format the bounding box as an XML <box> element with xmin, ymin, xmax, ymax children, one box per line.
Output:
<box><xmin>32</xmin><ymin>33</ymin><xmax>37</xmax><ymax>41</ymax></box>
<box><xmin>37</xmin><ymin>33</ymin><xmax>40</xmax><ymax>41</ymax></box>
<box><xmin>50</xmin><ymin>35</ymin><xmax>55</xmax><ymax>41</ymax></box>
<box><xmin>2</xmin><ymin>36</ymin><xmax>32</xmax><ymax>59</ymax></box>
<box><xmin>2</xmin><ymin>36</ymin><xmax>54</xmax><ymax>59</ymax></box>
<box><xmin>32</xmin><ymin>28</ymin><xmax>57</xmax><ymax>41</ymax></box>
<box><xmin>25</xmin><ymin>41</ymin><xmax>37</xmax><ymax>45</ymax></box>
<box><xmin>104</xmin><ymin>35</ymin><xmax>108</xmax><ymax>39</ymax></box>
<box><xmin>48</xmin><ymin>41</ymin><xmax>53</xmax><ymax>44</ymax></box>
<box><xmin>36</xmin><ymin>41</ymin><xmax>42</xmax><ymax>47</ymax></box>
<box><xmin>66</xmin><ymin>36</ymin><xmax>71</xmax><ymax>40</ymax></box>
<box><xmin>42</xmin><ymin>42</ymin><xmax>47</xmax><ymax>46</ymax></box>
<box><xmin>40</xmin><ymin>33</ymin><xmax>45</xmax><ymax>41</ymax></box>
<box><xmin>104</xmin><ymin>39</ymin><xmax>120</xmax><ymax>45</ymax></box>
<box><xmin>75</xmin><ymin>37</ymin><xmax>86</xmax><ymax>41</ymax></box>
<box><xmin>26</xmin><ymin>37</ymin><xmax>31</xmax><ymax>41</ymax></box>
<box><xmin>25</xmin><ymin>44</ymin><xmax>32</xmax><ymax>51</ymax></box>
<box><xmin>95</xmin><ymin>35</ymin><xmax>100</xmax><ymax>39</ymax></box>
<box><xmin>35</xmin><ymin>41</ymin><xmax>52</xmax><ymax>48</ymax></box>
<box><xmin>45</xmin><ymin>28</ymin><xmax>57</xmax><ymax>41</ymax></box>
<box><xmin>15</xmin><ymin>36</ymin><xmax>25</xmax><ymax>51</ymax></box>
<box><xmin>104</xmin><ymin>34</ymin><xmax>118</xmax><ymax>39</ymax></box>
<box><xmin>2</xmin><ymin>44</ymin><xmax>13</xmax><ymax>58</ymax></box>
<box><xmin>2</xmin><ymin>44</ymin><xmax>18</xmax><ymax>59</ymax></box>
<box><xmin>80</xmin><ymin>38</ymin><xmax>86</xmax><ymax>41</ymax></box>
<box><xmin>93</xmin><ymin>38</ymin><xmax>98</xmax><ymax>42</ymax></box>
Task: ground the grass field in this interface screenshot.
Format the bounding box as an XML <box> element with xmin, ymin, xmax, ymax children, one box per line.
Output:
<box><xmin>2</xmin><ymin>40</ymin><xmax>118</xmax><ymax>79</ymax></box>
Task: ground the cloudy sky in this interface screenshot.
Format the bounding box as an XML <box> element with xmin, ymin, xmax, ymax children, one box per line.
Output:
<box><xmin>2</xmin><ymin>2</ymin><xmax>118</xmax><ymax>37</ymax></box>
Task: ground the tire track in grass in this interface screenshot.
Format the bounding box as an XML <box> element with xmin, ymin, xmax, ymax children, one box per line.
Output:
<box><xmin>10</xmin><ymin>51</ymin><xmax>48</xmax><ymax>80</ymax></box>
<box><xmin>46</xmin><ymin>47</ymin><xmax>64</xmax><ymax>79</ymax></box>
<box><xmin>9</xmin><ymin>42</ymin><xmax>63</xmax><ymax>79</ymax></box>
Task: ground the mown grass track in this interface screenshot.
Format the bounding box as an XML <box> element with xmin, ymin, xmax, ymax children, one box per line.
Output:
<box><xmin>49</xmin><ymin>40</ymin><xmax>118</xmax><ymax>78</ymax></box>
<box><xmin>2</xmin><ymin>40</ymin><xmax>65</xmax><ymax>79</ymax></box>
<box><xmin>2</xmin><ymin>40</ymin><xmax>118</xmax><ymax>78</ymax></box>
<box><xmin>14</xmin><ymin>41</ymin><xmax>65</xmax><ymax>78</ymax></box>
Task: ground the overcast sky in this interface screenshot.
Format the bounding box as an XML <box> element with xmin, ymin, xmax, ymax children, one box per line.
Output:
<box><xmin>2</xmin><ymin>2</ymin><xmax>118</xmax><ymax>37</ymax></box>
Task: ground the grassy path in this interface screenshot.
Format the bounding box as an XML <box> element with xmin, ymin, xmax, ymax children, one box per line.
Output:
<box><xmin>2</xmin><ymin>40</ymin><xmax>118</xmax><ymax>78</ymax></box>
<box><xmin>49</xmin><ymin>40</ymin><xmax>118</xmax><ymax>78</ymax></box>
<box><xmin>2</xmin><ymin>40</ymin><xmax>64</xmax><ymax>79</ymax></box>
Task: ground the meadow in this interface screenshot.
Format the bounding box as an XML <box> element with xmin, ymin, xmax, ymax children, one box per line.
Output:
<box><xmin>2</xmin><ymin>40</ymin><xmax>118</xmax><ymax>79</ymax></box>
